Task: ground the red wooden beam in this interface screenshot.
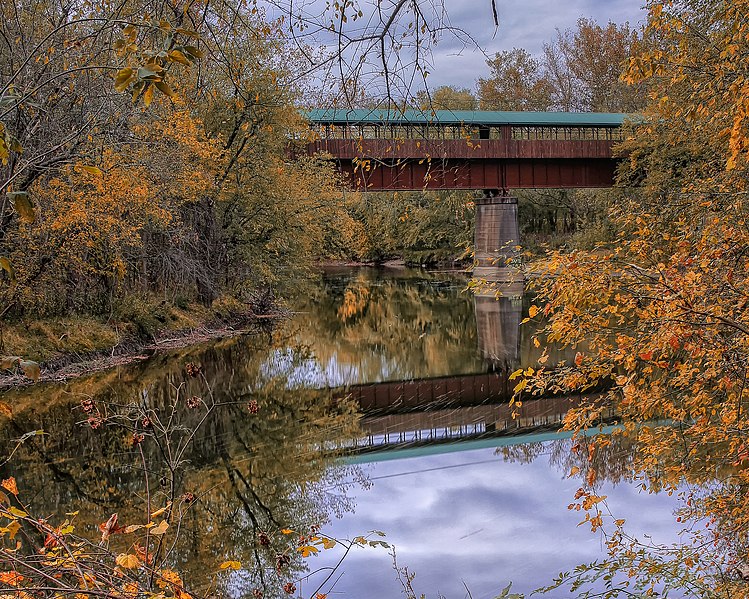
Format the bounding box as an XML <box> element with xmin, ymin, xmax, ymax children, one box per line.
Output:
<box><xmin>306</xmin><ymin>138</ymin><xmax>619</xmax><ymax>190</ymax></box>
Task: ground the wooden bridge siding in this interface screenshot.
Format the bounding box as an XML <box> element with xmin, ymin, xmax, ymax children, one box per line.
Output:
<box><xmin>341</xmin><ymin>372</ymin><xmax>510</xmax><ymax>413</ymax></box>
<box><xmin>336</xmin><ymin>158</ymin><xmax>616</xmax><ymax>190</ymax></box>
<box><xmin>308</xmin><ymin>139</ymin><xmax>615</xmax><ymax>160</ymax></box>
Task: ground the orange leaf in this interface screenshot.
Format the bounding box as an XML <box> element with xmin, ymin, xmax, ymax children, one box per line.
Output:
<box><xmin>1</xmin><ymin>477</ymin><xmax>18</xmax><ymax>496</ymax></box>
<box><xmin>639</xmin><ymin>350</ymin><xmax>653</xmax><ymax>361</ymax></box>
<box><xmin>0</xmin><ymin>571</ymin><xmax>24</xmax><ymax>586</ymax></box>
<box><xmin>157</xmin><ymin>569</ymin><xmax>183</xmax><ymax>589</ymax></box>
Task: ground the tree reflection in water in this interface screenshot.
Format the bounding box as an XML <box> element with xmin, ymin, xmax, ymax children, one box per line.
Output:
<box><xmin>0</xmin><ymin>330</ymin><xmax>364</xmax><ymax>598</ymax></box>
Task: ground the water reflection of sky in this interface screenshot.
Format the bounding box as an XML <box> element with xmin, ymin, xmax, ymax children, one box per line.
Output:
<box><xmin>312</xmin><ymin>440</ymin><xmax>684</xmax><ymax>599</ymax></box>
<box><xmin>258</xmin><ymin>347</ymin><xmax>400</xmax><ymax>388</ymax></box>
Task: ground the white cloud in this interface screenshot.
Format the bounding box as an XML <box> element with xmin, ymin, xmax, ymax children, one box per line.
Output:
<box><xmin>316</xmin><ymin>443</ymin><xmax>682</xmax><ymax>599</ymax></box>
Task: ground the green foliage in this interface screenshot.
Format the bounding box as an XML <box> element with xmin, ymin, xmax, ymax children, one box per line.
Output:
<box><xmin>478</xmin><ymin>49</ymin><xmax>554</xmax><ymax>111</ymax></box>
<box><xmin>329</xmin><ymin>191</ymin><xmax>474</xmax><ymax>265</ymax></box>
<box><xmin>416</xmin><ymin>86</ymin><xmax>478</xmax><ymax>110</ymax></box>
<box><xmin>517</xmin><ymin>189</ymin><xmax>618</xmax><ymax>253</ymax></box>
<box><xmin>114</xmin><ymin>295</ymin><xmax>172</xmax><ymax>340</ymax></box>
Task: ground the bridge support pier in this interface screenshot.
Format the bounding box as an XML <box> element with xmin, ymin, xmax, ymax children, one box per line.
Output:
<box><xmin>474</xmin><ymin>280</ymin><xmax>523</xmax><ymax>370</ymax></box>
<box><xmin>473</xmin><ymin>191</ymin><xmax>522</xmax><ymax>284</ymax></box>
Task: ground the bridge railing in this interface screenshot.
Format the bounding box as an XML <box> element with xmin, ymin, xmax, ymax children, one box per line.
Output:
<box><xmin>310</xmin><ymin>123</ymin><xmax>623</xmax><ymax>142</ymax></box>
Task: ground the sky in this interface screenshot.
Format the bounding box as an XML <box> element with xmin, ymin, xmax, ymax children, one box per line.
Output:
<box><xmin>426</xmin><ymin>0</ymin><xmax>648</xmax><ymax>89</ymax></box>
<box><xmin>311</xmin><ymin>441</ymin><xmax>684</xmax><ymax>599</ymax></box>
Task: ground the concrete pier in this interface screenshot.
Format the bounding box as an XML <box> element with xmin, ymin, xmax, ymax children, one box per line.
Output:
<box><xmin>474</xmin><ymin>280</ymin><xmax>524</xmax><ymax>370</ymax></box>
<box><xmin>473</xmin><ymin>193</ymin><xmax>522</xmax><ymax>284</ymax></box>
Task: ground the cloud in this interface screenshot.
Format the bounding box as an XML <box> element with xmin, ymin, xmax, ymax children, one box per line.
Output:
<box><xmin>423</xmin><ymin>0</ymin><xmax>646</xmax><ymax>89</ymax></box>
<box><xmin>318</xmin><ymin>444</ymin><xmax>682</xmax><ymax>599</ymax></box>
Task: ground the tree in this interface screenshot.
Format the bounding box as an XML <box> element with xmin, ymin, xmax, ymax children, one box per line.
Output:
<box><xmin>476</xmin><ymin>20</ymin><xmax>645</xmax><ymax>114</ymax></box>
<box><xmin>417</xmin><ymin>86</ymin><xmax>478</xmax><ymax>110</ymax></box>
<box><xmin>478</xmin><ymin>49</ymin><xmax>553</xmax><ymax>111</ymax></box>
<box><xmin>0</xmin><ymin>1</ymin><xmax>360</xmax><ymax>318</ymax></box>
<box><xmin>543</xmin><ymin>19</ymin><xmax>644</xmax><ymax>112</ymax></box>
<box><xmin>513</xmin><ymin>0</ymin><xmax>749</xmax><ymax>595</ymax></box>
<box><xmin>0</xmin><ymin>0</ymin><xmax>494</xmax><ymax>324</ymax></box>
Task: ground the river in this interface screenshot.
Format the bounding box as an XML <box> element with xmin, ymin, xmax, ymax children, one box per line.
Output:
<box><xmin>0</xmin><ymin>266</ymin><xmax>683</xmax><ymax>598</ymax></box>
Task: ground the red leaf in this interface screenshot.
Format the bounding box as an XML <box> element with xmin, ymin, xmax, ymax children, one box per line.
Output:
<box><xmin>99</xmin><ymin>513</ymin><xmax>124</xmax><ymax>542</ymax></box>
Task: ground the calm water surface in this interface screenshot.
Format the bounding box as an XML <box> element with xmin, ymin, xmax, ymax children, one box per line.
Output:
<box><xmin>0</xmin><ymin>267</ymin><xmax>682</xmax><ymax>598</ymax></box>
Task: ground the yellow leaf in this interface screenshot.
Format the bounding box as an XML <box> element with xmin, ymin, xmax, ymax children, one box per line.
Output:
<box><xmin>528</xmin><ymin>305</ymin><xmax>539</xmax><ymax>318</ymax></box>
<box><xmin>115</xmin><ymin>554</ymin><xmax>141</xmax><ymax>569</ymax></box>
<box><xmin>81</xmin><ymin>166</ymin><xmax>102</xmax><ymax>176</ymax></box>
<box><xmin>123</xmin><ymin>524</ymin><xmax>146</xmax><ymax>534</ymax></box>
<box><xmin>6</xmin><ymin>519</ymin><xmax>20</xmax><ymax>539</ymax></box>
<box><xmin>280</xmin><ymin>528</ymin><xmax>294</xmax><ymax>534</ymax></box>
<box><xmin>168</xmin><ymin>50</ymin><xmax>191</xmax><ymax>65</ymax></box>
<box><xmin>150</xmin><ymin>520</ymin><xmax>169</xmax><ymax>535</ymax></box>
<box><xmin>298</xmin><ymin>545</ymin><xmax>319</xmax><ymax>557</ymax></box>
<box><xmin>7</xmin><ymin>507</ymin><xmax>27</xmax><ymax>519</ymax></box>
<box><xmin>114</xmin><ymin>67</ymin><xmax>135</xmax><ymax>92</ymax></box>
<box><xmin>219</xmin><ymin>560</ymin><xmax>241</xmax><ymax>570</ymax></box>
<box><xmin>8</xmin><ymin>191</ymin><xmax>34</xmax><ymax>223</ymax></box>
<box><xmin>319</xmin><ymin>538</ymin><xmax>337</xmax><ymax>550</ymax></box>
<box><xmin>143</xmin><ymin>84</ymin><xmax>154</xmax><ymax>107</ymax></box>
<box><xmin>150</xmin><ymin>503</ymin><xmax>171</xmax><ymax>518</ymax></box>
<box><xmin>155</xmin><ymin>81</ymin><xmax>177</xmax><ymax>98</ymax></box>
<box><xmin>509</xmin><ymin>368</ymin><xmax>523</xmax><ymax>381</ymax></box>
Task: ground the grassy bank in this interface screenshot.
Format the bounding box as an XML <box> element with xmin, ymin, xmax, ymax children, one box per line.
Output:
<box><xmin>0</xmin><ymin>294</ymin><xmax>277</xmax><ymax>384</ymax></box>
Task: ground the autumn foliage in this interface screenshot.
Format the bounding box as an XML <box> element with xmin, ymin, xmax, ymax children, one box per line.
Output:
<box><xmin>0</xmin><ymin>1</ymin><xmax>348</xmax><ymax>327</ymax></box>
<box><xmin>516</xmin><ymin>0</ymin><xmax>749</xmax><ymax>595</ymax></box>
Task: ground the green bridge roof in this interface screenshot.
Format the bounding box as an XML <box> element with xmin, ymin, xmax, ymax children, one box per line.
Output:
<box><xmin>305</xmin><ymin>108</ymin><xmax>628</xmax><ymax>127</ymax></box>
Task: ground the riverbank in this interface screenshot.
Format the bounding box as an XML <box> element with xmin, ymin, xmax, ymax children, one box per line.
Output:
<box><xmin>0</xmin><ymin>301</ymin><xmax>284</xmax><ymax>389</ymax></box>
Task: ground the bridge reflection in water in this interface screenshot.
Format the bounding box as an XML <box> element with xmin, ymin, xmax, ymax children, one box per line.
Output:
<box><xmin>336</xmin><ymin>280</ymin><xmax>601</xmax><ymax>453</ymax></box>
